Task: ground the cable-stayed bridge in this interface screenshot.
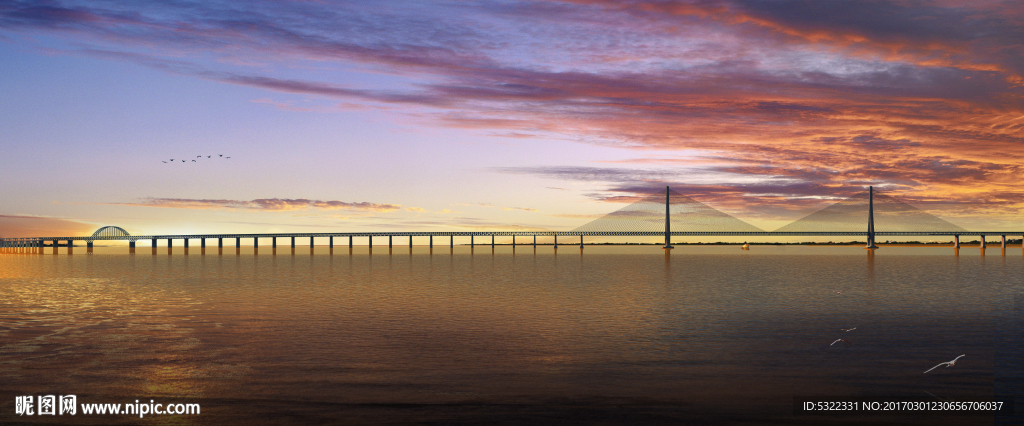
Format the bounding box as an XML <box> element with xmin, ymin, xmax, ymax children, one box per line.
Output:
<box><xmin>2</xmin><ymin>187</ymin><xmax>1021</xmax><ymax>253</ymax></box>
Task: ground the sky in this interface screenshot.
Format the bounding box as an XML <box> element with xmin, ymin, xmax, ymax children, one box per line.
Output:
<box><xmin>1</xmin><ymin>0</ymin><xmax>1023</xmax><ymax>241</ymax></box>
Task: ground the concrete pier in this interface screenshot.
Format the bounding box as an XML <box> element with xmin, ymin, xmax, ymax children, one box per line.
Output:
<box><xmin>430</xmin><ymin>235</ymin><xmax>433</xmax><ymax>248</ymax></box>
<box><xmin>1001</xmin><ymin>235</ymin><xmax>1006</xmax><ymax>249</ymax></box>
<box><xmin>291</xmin><ymin>237</ymin><xmax>295</xmax><ymax>248</ymax></box>
<box><xmin>491</xmin><ymin>235</ymin><xmax>495</xmax><ymax>248</ymax></box>
<box><xmin>554</xmin><ymin>235</ymin><xmax>558</xmax><ymax>248</ymax></box>
<box><xmin>389</xmin><ymin>235</ymin><xmax>392</xmax><ymax>248</ymax></box>
<box><xmin>954</xmin><ymin>235</ymin><xmax>960</xmax><ymax>248</ymax></box>
<box><xmin>409</xmin><ymin>236</ymin><xmax>412</xmax><ymax>248</ymax></box>
<box><xmin>980</xmin><ymin>235</ymin><xmax>986</xmax><ymax>248</ymax></box>
<box><xmin>329</xmin><ymin>236</ymin><xmax>333</xmax><ymax>249</ymax></box>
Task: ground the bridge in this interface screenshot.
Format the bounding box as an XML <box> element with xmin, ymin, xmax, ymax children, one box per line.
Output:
<box><xmin>2</xmin><ymin>187</ymin><xmax>1021</xmax><ymax>254</ymax></box>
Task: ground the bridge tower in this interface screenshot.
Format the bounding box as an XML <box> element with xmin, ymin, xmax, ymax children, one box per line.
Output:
<box><xmin>663</xmin><ymin>186</ymin><xmax>674</xmax><ymax>250</ymax></box>
<box><xmin>865</xmin><ymin>186</ymin><xmax>878</xmax><ymax>249</ymax></box>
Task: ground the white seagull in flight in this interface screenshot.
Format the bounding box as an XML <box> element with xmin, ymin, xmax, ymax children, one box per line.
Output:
<box><xmin>840</xmin><ymin>327</ymin><xmax>856</xmax><ymax>332</ymax></box>
<box><xmin>924</xmin><ymin>355</ymin><xmax>965</xmax><ymax>373</ymax></box>
<box><xmin>830</xmin><ymin>339</ymin><xmax>849</xmax><ymax>346</ymax></box>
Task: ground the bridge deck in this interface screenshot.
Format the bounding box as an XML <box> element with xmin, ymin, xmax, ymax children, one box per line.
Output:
<box><xmin>3</xmin><ymin>231</ymin><xmax>1022</xmax><ymax>243</ymax></box>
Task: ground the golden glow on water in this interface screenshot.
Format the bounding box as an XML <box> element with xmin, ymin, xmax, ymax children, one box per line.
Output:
<box><xmin>1</xmin><ymin>247</ymin><xmax>1019</xmax><ymax>424</ymax></box>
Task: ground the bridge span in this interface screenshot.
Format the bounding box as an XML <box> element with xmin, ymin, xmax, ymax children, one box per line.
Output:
<box><xmin>2</xmin><ymin>187</ymin><xmax>1021</xmax><ymax>254</ymax></box>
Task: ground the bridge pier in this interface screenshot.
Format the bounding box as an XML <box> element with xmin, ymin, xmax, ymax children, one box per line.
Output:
<box><xmin>129</xmin><ymin>241</ymin><xmax>135</xmax><ymax>254</ymax></box>
<box><xmin>492</xmin><ymin>235</ymin><xmax>495</xmax><ymax>248</ymax></box>
<box><xmin>580</xmin><ymin>235</ymin><xmax>583</xmax><ymax>249</ymax></box>
<box><xmin>954</xmin><ymin>235</ymin><xmax>960</xmax><ymax>248</ymax></box>
<box><xmin>980</xmin><ymin>235</ymin><xmax>986</xmax><ymax>249</ymax></box>
<box><xmin>471</xmin><ymin>235</ymin><xmax>474</xmax><ymax>248</ymax></box>
<box><xmin>554</xmin><ymin>235</ymin><xmax>557</xmax><ymax>248</ymax></box>
<box><xmin>235</xmin><ymin>237</ymin><xmax>240</xmax><ymax>255</ymax></box>
<box><xmin>310</xmin><ymin>236</ymin><xmax>314</xmax><ymax>249</ymax></box>
<box><xmin>185</xmin><ymin>239</ymin><xmax>189</xmax><ymax>249</ymax></box>
<box><xmin>430</xmin><ymin>235</ymin><xmax>433</xmax><ymax>248</ymax></box>
<box><xmin>533</xmin><ymin>235</ymin><xmax>536</xmax><ymax>247</ymax></box>
<box><xmin>54</xmin><ymin>240</ymin><xmax>58</xmax><ymax>255</ymax></box>
<box><xmin>409</xmin><ymin>236</ymin><xmax>413</xmax><ymax>248</ymax></box>
<box><xmin>1001</xmin><ymin>235</ymin><xmax>1006</xmax><ymax>249</ymax></box>
<box><xmin>369</xmin><ymin>236</ymin><xmax>372</xmax><ymax>249</ymax></box>
<box><xmin>167</xmin><ymin>239</ymin><xmax>172</xmax><ymax>256</ymax></box>
<box><xmin>87</xmin><ymin>241</ymin><xmax>93</xmax><ymax>253</ymax></box>
<box><xmin>389</xmin><ymin>235</ymin><xmax>392</xmax><ymax>249</ymax></box>
<box><xmin>254</xmin><ymin>237</ymin><xmax>258</xmax><ymax>253</ymax></box>
<box><xmin>329</xmin><ymin>236</ymin><xmax>333</xmax><ymax>249</ymax></box>
<box><xmin>450</xmin><ymin>236</ymin><xmax>453</xmax><ymax>249</ymax></box>
<box><xmin>67</xmin><ymin>240</ymin><xmax>73</xmax><ymax>255</ymax></box>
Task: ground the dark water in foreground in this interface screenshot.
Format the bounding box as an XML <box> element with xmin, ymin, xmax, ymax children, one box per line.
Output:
<box><xmin>1</xmin><ymin>246</ymin><xmax>1021</xmax><ymax>425</ymax></box>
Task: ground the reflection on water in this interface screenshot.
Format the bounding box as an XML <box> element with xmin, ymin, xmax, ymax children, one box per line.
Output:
<box><xmin>0</xmin><ymin>246</ymin><xmax>1020</xmax><ymax>425</ymax></box>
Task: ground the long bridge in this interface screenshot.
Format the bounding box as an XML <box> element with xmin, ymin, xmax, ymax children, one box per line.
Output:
<box><xmin>2</xmin><ymin>187</ymin><xmax>1021</xmax><ymax>253</ymax></box>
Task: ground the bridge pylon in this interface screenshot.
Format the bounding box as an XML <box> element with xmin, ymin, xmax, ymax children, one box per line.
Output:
<box><xmin>663</xmin><ymin>186</ymin><xmax>674</xmax><ymax>250</ymax></box>
<box><xmin>865</xmin><ymin>186</ymin><xmax>878</xmax><ymax>249</ymax></box>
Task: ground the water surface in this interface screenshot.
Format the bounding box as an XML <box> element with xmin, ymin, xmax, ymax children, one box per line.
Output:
<box><xmin>1</xmin><ymin>246</ymin><xmax>1020</xmax><ymax>425</ymax></box>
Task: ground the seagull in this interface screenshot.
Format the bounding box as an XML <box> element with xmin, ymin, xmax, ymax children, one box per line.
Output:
<box><xmin>924</xmin><ymin>354</ymin><xmax>965</xmax><ymax>373</ymax></box>
<box><xmin>830</xmin><ymin>339</ymin><xmax>849</xmax><ymax>346</ymax></box>
<box><xmin>841</xmin><ymin>327</ymin><xmax>856</xmax><ymax>332</ymax></box>
<box><xmin>181</xmin><ymin>160</ymin><xmax>185</xmax><ymax>162</ymax></box>
<box><xmin>170</xmin><ymin>159</ymin><xmax>174</xmax><ymax>161</ymax></box>
<box><xmin>833</xmin><ymin>290</ymin><xmax>843</xmax><ymax>294</ymax></box>
<box><xmin>219</xmin><ymin>154</ymin><xmax>223</xmax><ymax>157</ymax></box>
<box><xmin>192</xmin><ymin>159</ymin><xmax>196</xmax><ymax>162</ymax></box>
<box><xmin>197</xmin><ymin>155</ymin><xmax>202</xmax><ymax>158</ymax></box>
<box><xmin>162</xmin><ymin>161</ymin><xmax>167</xmax><ymax>163</ymax></box>
<box><xmin>207</xmin><ymin>155</ymin><xmax>211</xmax><ymax>158</ymax></box>
<box><xmin>225</xmin><ymin>156</ymin><xmax>231</xmax><ymax>158</ymax></box>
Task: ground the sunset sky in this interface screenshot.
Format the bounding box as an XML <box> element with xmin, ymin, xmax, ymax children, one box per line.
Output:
<box><xmin>2</xmin><ymin>0</ymin><xmax>1022</xmax><ymax>240</ymax></box>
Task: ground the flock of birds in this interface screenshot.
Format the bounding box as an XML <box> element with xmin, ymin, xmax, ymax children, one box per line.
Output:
<box><xmin>162</xmin><ymin>155</ymin><xmax>231</xmax><ymax>163</ymax></box>
<box><xmin>828</xmin><ymin>289</ymin><xmax>965</xmax><ymax>374</ymax></box>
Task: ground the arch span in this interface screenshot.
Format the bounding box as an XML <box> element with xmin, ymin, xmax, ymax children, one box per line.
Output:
<box><xmin>91</xmin><ymin>226</ymin><xmax>131</xmax><ymax>238</ymax></box>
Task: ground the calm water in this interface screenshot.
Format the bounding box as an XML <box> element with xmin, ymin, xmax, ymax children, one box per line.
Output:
<box><xmin>1</xmin><ymin>246</ymin><xmax>1021</xmax><ymax>425</ymax></box>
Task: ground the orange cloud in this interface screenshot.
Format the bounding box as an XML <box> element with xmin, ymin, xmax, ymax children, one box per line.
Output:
<box><xmin>112</xmin><ymin>198</ymin><xmax>404</xmax><ymax>212</ymax></box>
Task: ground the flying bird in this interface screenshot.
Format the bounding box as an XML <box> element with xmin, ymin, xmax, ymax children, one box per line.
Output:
<box><xmin>197</xmin><ymin>155</ymin><xmax>202</xmax><ymax>158</ymax></box>
<box><xmin>841</xmin><ymin>327</ymin><xmax>856</xmax><ymax>332</ymax></box>
<box><xmin>225</xmin><ymin>157</ymin><xmax>231</xmax><ymax>158</ymax></box>
<box><xmin>219</xmin><ymin>154</ymin><xmax>223</xmax><ymax>157</ymax></box>
<box><xmin>207</xmin><ymin>155</ymin><xmax>211</xmax><ymax>158</ymax></box>
<box><xmin>192</xmin><ymin>160</ymin><xmax>196</xmax><ymax>162</ymax></box>
<box><xmin>830</xmin><ymin>339</ymin><xmax>849</xmax><ymax>346</ymax></box>
<box><xmin>924</xmin><ymin>355</ymin><xmax>965</xmax><ymax>373</ymax></box>
<box><xmin>833</xmin><ymin>290</ymin><xmax>843</xmax><ymax>294</ymax></box>
<box><xmin>162</xmin><ymin>161</ymin><xmax>167</xmax><ymax>163</ymax></box>
<box><xmin>170</xmin><ymin>159</ymin><xmax>174</xmax><ymax>161</ymax></box>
